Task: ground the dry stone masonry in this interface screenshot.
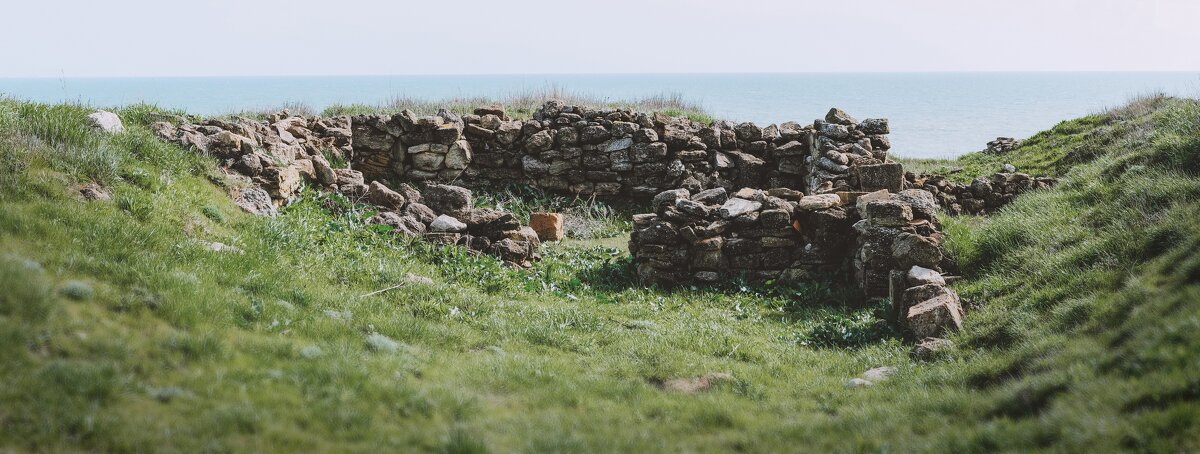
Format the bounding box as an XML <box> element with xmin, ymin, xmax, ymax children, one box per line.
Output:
<box><xmin>148</xmin><ymin>101</ymin><xmax>1060</xmax><ymax>339</ymax></box>
<box><xmin>152</xmin><ymin>111</ymin><xmax>540</xmax><ymax>266</ymax></box>
<box><xmin>351</xmin><ymin>102</ymin><xmax>898</xmax><ymax>198</ymax></box>
<box><xmin>906</xmin><ymin>171</ymin><xmax>1056</xmax><ymax>215</ymax></box>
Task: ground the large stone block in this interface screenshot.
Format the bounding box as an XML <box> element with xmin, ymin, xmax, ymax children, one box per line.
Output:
<box><xmin>857</xmin><ymin>163</ymin><xmax>904</xmax><ymax>192</ymax></box>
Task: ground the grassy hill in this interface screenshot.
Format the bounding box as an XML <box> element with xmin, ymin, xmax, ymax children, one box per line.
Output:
<box><xmin>1</xmin><ymin>96</ymin><xmax>1197</xmax><ymax>452</ymax></box>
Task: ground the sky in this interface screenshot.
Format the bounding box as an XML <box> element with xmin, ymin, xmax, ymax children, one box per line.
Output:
<box><xmin>3</xmin><ymin>0</ymin><xmax>1199</xmax><ymax>77</ymax></box>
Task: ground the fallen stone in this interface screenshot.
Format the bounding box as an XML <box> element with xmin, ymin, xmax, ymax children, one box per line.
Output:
<box><xmin>86</xmin><ymin>110</ymin><xmax>124</xmax><ymax>133</ymax></box>
<box><xmin>845</xmin><ymin>378</ymin><xmax>874</xmax><ymax>389</ymax></box>
<box><xmin>652</xmin><ymin>189</ymin><xmax>690</xmax><ymax>211</ymax></box>
<box><xmin>862</xmin><ymin>366</ymin><xmax>897</xmax><ymax>382</ymax></box>
<box><xmin>405</xmin><ymin>273</ymin><xmax>434</xmax><ymax>286</ymax></box>
<box><xmin>423</xmin><ymin>184</ymin><xmax>473</xmax><ymax>216</ymax></box>
<box><xmin>529</xmin><ymin>212</ymin><xmax>565</xmax><ymax>241</ymax></box>
<box><xmin>911</xmin><ymin>337</ymin><xmax>954</xmax><ymax>361</ymax></box>
<box><xmin>429</xmin><ymin>214</ymin><xmax>467</xmax><ymax>233</ymax></box>
<box><xmin>907</xmin><ymin>293</ymin><xmax>964</xmax><ymax>338</ymax></box>
<box><xmin>366</xmin><ymin>181</ymin><xmax>406</xmax><ymax>210</ymax></box>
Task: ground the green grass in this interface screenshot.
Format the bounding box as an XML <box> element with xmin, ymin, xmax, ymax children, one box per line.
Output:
<box><xmin>898</xmin><ymin>94</ymin><xmax>1173</xmax><ymax>183</ymax></box>
<box><xmin>1</xmin><ymin>95</ymin><xmax>1198</xmax><ymax>452</ymax></box>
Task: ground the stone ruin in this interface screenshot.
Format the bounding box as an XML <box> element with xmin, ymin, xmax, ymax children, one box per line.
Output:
<box><xmin>628</xmin><ymin>182</ymin><xmax>964</xmax><ymax>339</ymax></box>
<box><xmin>350</xmin><ymin>102</ymin><xmax>897</xmax><ymax>199</ymax></box>
<box><xmin>906</xmin><ymin>171</ymin><xmax>1056</xmax><ymax>215</ymax></box>
<box><xmin>151</xmin><ymin>112</ymin><xmax>540</xmax><ymax>267</ymax></box>
<box><xmin>148</xmin><ymin>101</ymin><xmax>1061</xmax><ymax>339</ymax></box>
<box><xmin>985</xmin><ymin>136</ymin><xmax>1021</xmax><ymax>154</ymax></box>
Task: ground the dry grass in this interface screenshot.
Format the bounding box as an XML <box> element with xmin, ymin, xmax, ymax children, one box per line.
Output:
<box><xmin>319</xmin><ymin>85</ymin><xmax>710</xmax><ymax>121</ymax></box>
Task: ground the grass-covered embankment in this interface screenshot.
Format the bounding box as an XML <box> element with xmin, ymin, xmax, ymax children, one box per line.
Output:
<box><xmin>0</xmin><ymin>96</ymin><xmax>1198</xmax><ymax>451</ymax></box>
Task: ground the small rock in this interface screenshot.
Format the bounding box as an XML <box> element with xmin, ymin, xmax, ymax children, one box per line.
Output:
<box><xmin>911</xmin><ymin>337</ymin><xmax>954</xmax><ymax>361</ymax></box>
<box><xmin>624</xmin><ymin>320</ymin><xmax>656</xmax><ymax>330</ymax></box>
<box><xmin>365</xmin><ymin>333</ymin><xmax>401</xmax><ymax>353</ymax></box>
<box><xmin>79</xmin><ymin>184</ymin><xmax>111</xmax><ymax>201</ymax></box>
<box><xmin>200</xmin><ymin>240</ymin><xmax>243</xmax><ymax>254</ymax></box>
<box><xmin>845</xmin><ymin>378</ymin><xmax>874</xmax><ymax>389</ymax></box>
<box><xmin>86</xmin><ymin>110</ymin><xmax>124</xmax><ymax>133</ymax></box>
<box><xmin>862</xmin><ymin>366</ymin><xmax>897</xmax><ymax>382</ymax></box>
<box><xmin>1002</xmin><ymin>163</ymin><xmax>1017</xmax><ymax>173</ymax></box>
<box><xmin>429</xmin><ymin>214</ymin><xmax>467</xmax><ymax>233</ymax></box>
<box><xmin>300</xmin><ymin>345</ymin><xmax>323</xmax><ymax>358</ymax></box>
<box><xmin>405</xmin><ymin>273</ymin><xmax>434</xmax><ymax>286</ymax></box>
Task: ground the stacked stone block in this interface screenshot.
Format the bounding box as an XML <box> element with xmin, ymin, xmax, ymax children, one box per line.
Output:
<box><xmin>907</xmin><ymin>171</ymin><xmax>1057</xmax><ymax>215</ymax></box>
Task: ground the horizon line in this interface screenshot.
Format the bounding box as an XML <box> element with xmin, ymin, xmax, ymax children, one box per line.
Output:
<box><xmin>3</xmin><ymin>70</ymin><xmax>1200</xmax><ymax>80</ymax></box>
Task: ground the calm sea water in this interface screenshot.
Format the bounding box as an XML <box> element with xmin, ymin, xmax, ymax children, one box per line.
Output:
<box><xmin>2</xmin><ymin>73</ymin><xmax>1197</xmax><ymax>158</ymax></box>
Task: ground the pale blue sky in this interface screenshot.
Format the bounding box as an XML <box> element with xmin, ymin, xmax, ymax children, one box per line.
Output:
<box><xmin>4</xmin><ymin>0</ymin><xmax>1199</xmax><ymax>77</ymax></box>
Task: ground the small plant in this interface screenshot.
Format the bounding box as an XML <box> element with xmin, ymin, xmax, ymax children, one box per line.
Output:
<box><xmin>59</xmin><ymin>280</ymin><xmax>94</xmax><ymax>301</ymax></box>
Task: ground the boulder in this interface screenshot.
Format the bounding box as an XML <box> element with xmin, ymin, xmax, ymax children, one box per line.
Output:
<box><xmin>906</xmin><ymin>293</ymin><xmax>964</xmax><ymax>338</ymax></box>
<box><xmin>911</xmin><ymin>337</ymin><xmax>954</xmax><ymax>361</ymax></box>
<box><xmin>366</xmin><ymin>181</ymin><xmax>406</xmax><ymax>210</ymax></box>
<box><xmin>422</xmin><ymin>184</ymin><xmax>473</xmax><ymax>216</ymax></box>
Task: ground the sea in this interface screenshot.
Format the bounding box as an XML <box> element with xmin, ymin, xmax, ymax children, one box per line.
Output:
<box><xmin>2</xmin><ymin>72</ymin><xmax>1197</xmax><ymax>159</ymax></box>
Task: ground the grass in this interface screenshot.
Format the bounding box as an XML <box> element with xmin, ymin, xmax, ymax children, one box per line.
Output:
<box><xmin>0</xmin><ymin>95</ymin><xmax>1198</xmax><ymax>452</ymax></box>
<box><xmin>317</xmin><ymin>85</ymin><xmax>711</xmax><ymax>123</ymax></box>
<box><xmin>897</xmin><ymin>93</ymin><xmax>1173</xmax><ymax>183</ymax></box>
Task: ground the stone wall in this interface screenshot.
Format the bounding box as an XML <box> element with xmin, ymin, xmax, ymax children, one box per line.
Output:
<box><xmin>152</xmin><ymin>112</ymin><xmax>540</xmax><ymax>266</ymax></box>
<box><xmin>351</xmin><ymin>102</ymin><xmax>899</xmax><ymax>198</ymax></box>
<box><xmin>907</xmin><ymin>171</ymin><xmax>1056</xmax><ymax>215</ymax></box>
<box><xmin>627</xmin><ymin>181</ymin><xmax>964</xmax><ymax>338</ymax></box>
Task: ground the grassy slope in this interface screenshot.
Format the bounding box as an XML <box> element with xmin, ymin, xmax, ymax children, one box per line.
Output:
<box><xmin>1</xmin><ymin>97</ymin><xmax>1198</xmax><ymax>452</ymax></box>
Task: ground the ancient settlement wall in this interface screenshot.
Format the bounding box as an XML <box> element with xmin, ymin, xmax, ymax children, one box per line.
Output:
<box><xmin>154</xmin><ymin>102</ymin><xmax>1055</xmax><ymax>339</ymax></box>
<box><xmin>350</xmin><ymin>101</ymin><xmax>895</xmax><ymax>198</ymax></box>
